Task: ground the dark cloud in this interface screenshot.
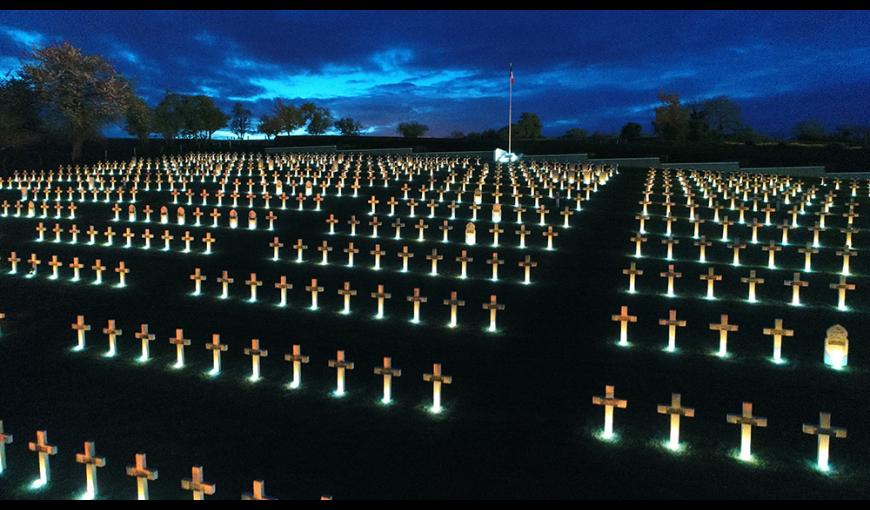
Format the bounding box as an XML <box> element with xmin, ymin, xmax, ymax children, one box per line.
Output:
<box><xmin>1</xmin><ymin>10</ymin><xmax>868</xmax><ymax>137</ymax></box>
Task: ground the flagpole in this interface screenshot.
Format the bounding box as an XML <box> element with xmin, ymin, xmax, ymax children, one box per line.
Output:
<box><xmin>508</xmin><ymin>62</ymin><xmax>513</xmax><ymax>156</ymax></box>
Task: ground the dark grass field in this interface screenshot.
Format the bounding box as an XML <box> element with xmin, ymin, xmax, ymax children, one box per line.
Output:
<box><xmin>0</xmin><ymin>162</ymin><xmax>868</xmax><ymax>499</ymax></box>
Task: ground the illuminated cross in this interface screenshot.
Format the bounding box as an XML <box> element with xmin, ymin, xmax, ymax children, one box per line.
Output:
<box><xmin>347</xmin><ymin>215</ymin><xmax>360</xmax><ymax>236</ymax></box>
<box><xmin>840</xmin><ymin>226</ymin><xmax>858</xmax><ymax>249</ymax></box>
<box><xmin>328</xmin><ymin>350</ymin><xmax>354</xmax><ymax>396</ymax></box>
<box><xmin>344</xmin><ymin>242</ymin><xmax>359</xmax><ymax>267</ymax></box>
<box><xmin>693</xmin><ymin>236</ymin><xmax>711</xmax><ymax>263</ymax></box>
<box><xmin>52</xmin><ymin>223</ymin><xmax>63</xmax><ymax>242</ymax></box>
<box><xmin>284</xmin><ymin>344</ymin><xmax>309</xmax><ymax>389</ymax></box>
<box><xmin>26</xmin><ymin>252</ymin><xmax>41</xmax><ymax>276</ymax></box>
<box><xmin>369</xmin><ymin>215</ymin><xmax>381</xmax><ymax>237</ymax></box>
<box><xmin>86</xmin><ymin>225</ymin><xmax>98</xmax><ymax>244</ymax></box>
<box><xmin>209</xmin><ymin>208</ymin><xmax>220</xmax><ymax>227</ymax></box>
<box><xmin>114</xmin><ymin>261</ymin><xmax>130</xmax><ymax>287</ymax></box>
<box><xmin>794</xmin><ymin>244</ymin><xmax>818</xmax><ymax>272</ymax></box>
<box><xmin>761</xmin><ymin>241</ymin><xmax>781</xmax><ymax>268</ymax></box>
<box><xmin>486</xmin><ymin>252</ymin><xmax>504</xmax><ymax>281</ymax></box>
<box><xmin>337</xmin><ymin>281</ymin><xmax>357</xmax><ymax>314</ymax></box>
<box><xmin>27</xmin><ymin>430</ymin><xmax>57</xmax><ymax>486</ymax></box>
<box><xmin>387</xmin><ymin>196</ymin><xmax>399</xmax><ymax>215</ymax></box>
<box><xmin>141</xmin><ymin>229</ymin><xmax>154</xmax><ymax>249</ymax></box>
<box><xmin>0</xmin><ymin>420</ymin><xmax>12</xmax><ymax>475</ymax></box>
<box><xmin>661</xmin><ymin>238</ymin><xmax>679</xmax><ymax>260</ymax></box>
<box><xmin>202</xmin><ymin>333</ymin><xmax>229</xmax><ymax>375</ymax></box>
<box><xmin>662</xmin><ymin>215</ymin><xmax>676</xmax><ymax>237</ymax></box>
<box><xmin>168</xmin><ymin>328</ymin><xmax>191</xmax><ymax>368</ymax></box>
<box><xmin>398</xmin><ymin>245</ymin><xmax>414</xmax><ymax>272</ymax></box>
<box><xmin>456</xmin><ymin>250</ymin><xmax>473</xmax><ymax>279</ymax></box>
<box><xmin>244</xmin><ymin>338</ymin><xmax>268</xmax><ymax>381</ymax></box>
<box><xmin>201</xmin><ymin>232</ymin><xmax>215</xmax><ymax>254</ymax></box>
<box><xmin>134</xmin><ymin>324</ymin><xmax>156</xmax><ymax>362</ymax></box>
<box><xmin>726</xmin><ymin>402</ymin><xmax>767</xmax><ymax>461</ymax></box>
<box><xmin>657</xmin><ymin>393</ymin><xmax>695</xmax><ymax>450</ymax></box>
<box><xmin>698</xmin><ymin>267</ymin><xmax>722</xmax><ymax>299</ymax></box>
<box><xmin>658</xmin><ymin>309</ymin><xmax>687</xmax><ymax>352</ymax></box>
<box><xmin>407</xmin><ymin>288</ymin><xmax>427</xmax><ymax>323</ymax></box>
<box><xmin>592</xmin><ymin>385</ymin><xmax>627</xmax><ymax>439</ymax></box>
<box><xmin>242</xmin><ymin>480</ymin><xmax>275</xmax><ymax>500</ymax></box>
<box><xmin>217</xmin><ymin>270</ymin><xmax>233</xmax><ymax>299</ymax></box>
<box><xmin>370</xmin><ymin>244</ymin><xmax>385</xmax><ymax>270</ymax></box>
<box><xmin>631</xmin><ymin>233</ymin><xmax>648</xmax><ymax>257</ymax></box>
<box><xmin>245</xmin><ymin>273</ymin><xmax>263</xmax><ymax>302</ymax></box>
<box><xmin>802</xmin><ymin>412</ymin><xmax>847</xmax><ymax>472</ymax></box>
<box><xmin>482</xmin><ymin>295</ymin><xmax>505</xmax><ymax>332</ymax></box>
<box><xmin>829</xmin><ymin>276</ymin><xmax>855</xmax><ymax>310</ymax></box>
<box><xmin>809</xmin><ymin>222</ymin><xmax>825</xmax><ymax>247</ymax></box>
<box><xmin>305</xmin><ymin>278</ymin><xmax>324</xmax><ymax>309</ymax></box>
<box><xmin>414</xmin><ymin>218</ymin><xmax>428</xmax><ymax>241</ymax></box>
<box><xmin>181</xmin><ymin>231</ymin><xmax>194</xmax><ymax>252</ymax></box>
<box><xmin>560</xmin><ymin>206</ymin><xmax>574</xmax><ymax>228</ymax></box>
<box><xmin>740</xmin><ymin>270</ymin><xmax>764</xmax><ymax>302</ymax></box>
<box><xmin>103</xmin><ymin>226</ymin><xmax>115</xmax><ymax>246</ymax></box>
<box><xmin>747</xmin><ymin>217</ymin><xmax>761</xmax><ymax>243</ymax></box>
<box><xmin>443</xmin><ymin>291</ymin><xmax>465</xmax><ymax>328</ymax></box>
<box><xmin>47</xmin><ymin>255</ymin><xmax>62</xmax><ymax>279</ymax></box>
<box><xmin>439</xmin><ymin>220</ymin><xmax>453</xmax><ymax>242</ymax></box>
<box><xmin>181</xmin><ymin>465</ymin><xmax>215</xmax><ymax>500</ymax></box>
<box><xmin>426</xmin><ymin>249</ymin><xmax>443</xmax><ymax>275</ymax></box>
<box><xmin>102</xmin><ymin>320</ymin><xmax>122</xmax><ymax>357</ymax></box>
<box><xmin>317</xmin><ymin>240</ymin><xmax>332</xmax><ymax>265</ymax></box>
<box><xmin>489</xmin><ymin>224</ymin><xmax>504</xmax><ymax>246</ymax></box>
<box><xmin>190</xmin><ymin>267</ymin><xmax>206</xmax><ymax>295</ymax></box>
<box><xmin>423</xmin><ymin>363</ymin><xmax>452</xmax><ymax>413</ymax></box>
<box><xmin>71</xmin><ymin>315</ymin><xmax>91</xmax><ymax>351</ymax></box>
<box><xmin>659</xmin><ymin>264</ymin><xmax>682</xmax><ymax>296</ymax></box>
<box><xmin>515</xmin><ymin>224</ymin><xmax>530</xmax><ymax>248</ymax></box>
<box><xmin>160</xmin><ymin>230</ymin><xmax>173</xmax><ymax>251</ymax></box>
<box><xmin>75</xmin><ymin>441</ymin><xmax>106</xmax><ymax>499</ymax></box>
<box><xmin>836</xmin><ymin>247</ymin><xmax>856</xmax><ymax>275</ymax></box>
<box><xmin>542</xmin><ymin>226</ymin><xmax>558</xmax><ymax>250</ymax></box>
<box><xmin>635</xmin><ymin>213</ymin><xmax>648</xmax><ymax>233</ymax></box>
<box><xmin>762</xmin><ymin>204</ymin><xmax>776</xmax><ymax>225</ymax></box>
<box><xmin>371</xmin><ymin>284</ymin><xmax>391</xmax><ymax>319</ymax></box>
<box><xmin>720</xmin><ymin>215</ymin><xmax>734</xmax><ymax>240</ymax></box>
<box><xmin>91</xmin><ymin>258</ymin><xmax>105</xmax><ymax>284</ymax></box>
<box><xmin>391</xmin><ymin>218</ymin><xmax>405</xmax><ymax>239</ymax></box>
<box><xmin>326</xmin><ymin>214</ymin><xmax>338</xmax><ymax>234</ymax></box>
<box><xmin>368</xmin><ymin>195</ymin><xmax>379</xmax><ymax>215</ymax></box>
<box><xmin>777</xmin><ymin>219</ymin><xmax>792</xmax><ymax>245</ymax></box>
<box><xmin>784</xmin><ymin>273</ymin><xmax>808</xmax><ymax>305</ymax></box>
<box><xmin>374</xmin><ymin>356</ymin><xmax>402</xmax><ymax>404</ymax></box>
<box><xmin>762</xmin><ymin>319</ymin><xmax>794</xmax><ymax>363</ymax></box>
<box><xmin>7</xmin><ymin>252</ymin><xmax>20</xmax><ymax>274</ymax></box>
<box><xmin>710</xmin><ymin>314</ymin><xmax>738</xmax><ymax>357</ymax></box>
<box><xmin>274</xmin><ymin>276</ymin><xmax>292</xmax><ymax>307</ymax></box>
<box><xmin>122</xmin><ymin>227</ymin><xmax>135</xmax><ymax>247</ymax></box>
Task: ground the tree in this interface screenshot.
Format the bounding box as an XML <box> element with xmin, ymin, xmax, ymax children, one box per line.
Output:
<box><xmin>257</xmin><ymin>114</ymin><xmax>281</xmax><ymax>139</ymax></box>
<box><xmin>230</xmin><ymin>102</ymin><xmax>253</xmax><ymax>140</ymax></box>
<box><xmin>0</xmin><ymin>76</ymin><xmax>43</xmax><ymax>155</ymax></box>
<box><xmin>449</xmin><ymin>130</ymin><xmax>465</xmax><ymax>139</ymax></box>
<box><xmin>514</xmin><ymin>112</ymin><xmax>542</xmax><ymax>139</ymax></box>
<box><xmin>334</xmin><ymin>117</ymin><xmax>363</xmax><ymax>136</ymax></box>
<box><xmin>686</xmin><ymin>104</ymin><xmax>709</xmax><ymax>142</ymax></box>
<box><xmin>397</xmin><ymin>122</ymin><xmax>429</xmax><ymax>138</ymax></box>
<box><xmin>153</xmin><ymin>92</ymin><xmax>185</xmax><ymax>141</ymax></box>
<box><xmin>699</xmin><ymin>96</ymin><xmax>742</xmax><ymax>137</ymax></box>
<box><xmin>273</xmin><ymin>100</ymin><xmax>305</xmax><ymax>135</ymax></box>
<box><xmin>793</xmin><ymin>120</ymin><xmax>827</xmax><ymax>142</ymax></box>
<box><xmin>652</xmin><ymin>92</ymin><xmax>689</xmax><ymax>142</ymax></box>
<box><xmin>22</xmin><ymin>41</ymin><xmax>132</xmax><ymax>161</ymax></box>
<box><xmin>562</xmin><ymin>128</ymin><xmax>588</xmax><ymax>140</ymax></box>
<box><xmin>124</xmin><ymin>95</ymin><xmax>153</xmax><ymax>144</ymax></box>
<box><xmin>303</xmin><ymin>104</ymin><xmax>333</xmax><ymax>135</ymax></box>
<box><xmin>619</xmin><ymin>122</ymin><xmax>642</xmax><ymax>141</ymax></box>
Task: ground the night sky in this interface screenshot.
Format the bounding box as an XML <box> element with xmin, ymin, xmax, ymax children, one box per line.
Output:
<box><xmin>1</xmin><ymin>10</ymin><xmax>869</xmax><ymax>139</ymax></box>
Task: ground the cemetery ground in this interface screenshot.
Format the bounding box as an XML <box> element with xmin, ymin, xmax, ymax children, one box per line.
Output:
<box><xmin>1</xmin><ymin>164</ymin><xmax>869</xmax><ymax>499</ymax></box>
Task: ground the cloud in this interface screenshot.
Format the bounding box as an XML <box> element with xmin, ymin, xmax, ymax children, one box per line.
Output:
<box><xmin>0</xmin><ymin>25</ymin><xmax>45</xmax><ymax>49</ymax></box>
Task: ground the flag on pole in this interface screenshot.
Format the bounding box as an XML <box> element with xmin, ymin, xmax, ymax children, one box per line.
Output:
<box><xmin>510</xmin><ymin>63</ymin><xmax>515</xmax><ymax>85</ymax></box>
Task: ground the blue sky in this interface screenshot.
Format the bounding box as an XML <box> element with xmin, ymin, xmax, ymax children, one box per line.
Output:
<box><xmin>1</xmin><ymin>10</ymin><xmax>869</xmax><ymax>139</ymax></box>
